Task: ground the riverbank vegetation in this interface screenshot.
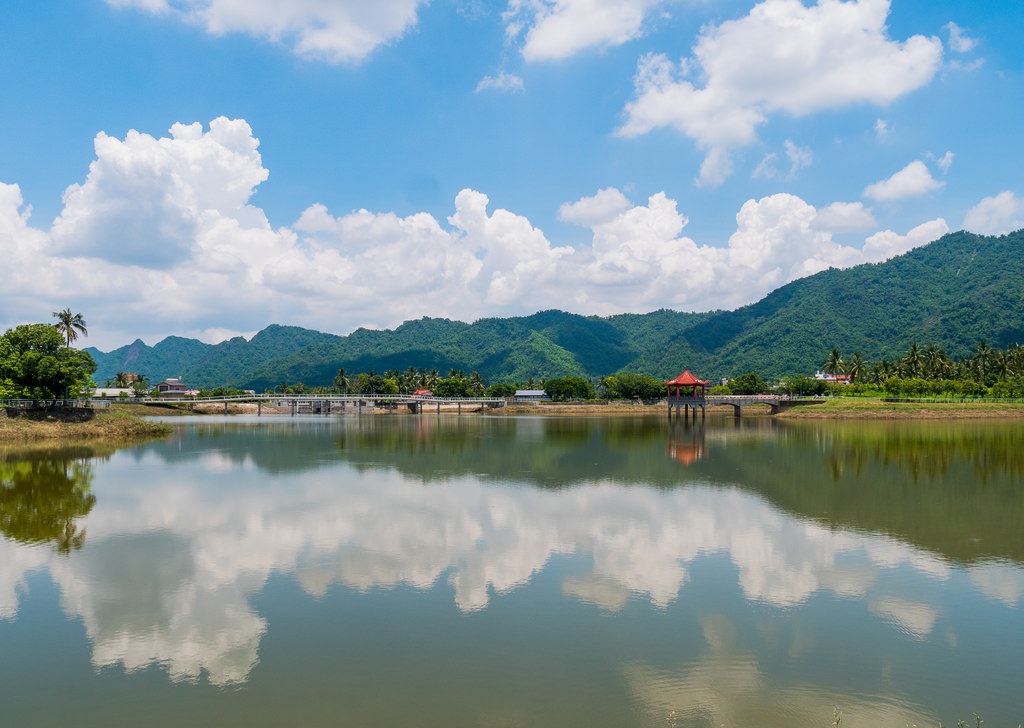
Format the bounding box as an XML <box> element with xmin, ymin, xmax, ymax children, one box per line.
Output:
<box><xmin>810</xmin><ymin>340</ymin><xmax>1024</xmax><ymax>399</ymax></box>
<box><xmin>0</xmin><ymin>323</ymin><xmax>97</xmax><ymax>399</ymax></box>
<box><xmin>0</xmin><ymin>409</ymin><xmax>172</xmax><ymax>442</ymax></box>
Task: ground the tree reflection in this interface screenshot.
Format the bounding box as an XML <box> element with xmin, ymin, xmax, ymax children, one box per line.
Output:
<box><xmin>0</xmin><ymin>449</ymin><xmax>97</xmax><ymax>554</ymax></box>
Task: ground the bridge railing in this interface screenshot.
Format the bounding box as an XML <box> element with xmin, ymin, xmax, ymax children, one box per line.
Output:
<box><xmin>1</xmin><ymin>398</ymin><xmax>110</xmax><ymax>409</ymax></box>
<box><xmin>137</xmin><ymin>393</ymin><xmax>508</xmax><ymax>405</ymax></box>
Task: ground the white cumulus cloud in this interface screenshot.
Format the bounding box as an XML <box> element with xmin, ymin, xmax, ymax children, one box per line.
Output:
<box><xmin>505</xmin><ymin>0</ymin><xmax>667</xmax><ymax>61</ymax></box>
<box><xmin>558</xmin><ymin>187</ymin><xmax>633</xmax><ymax>226</ymax></box>
<box><xmin>0</xmin><ymin>119</ymin><xmax>957</xmax><ymax>350</ymax></box>
<box><xmin>105</xmin><ymin>0</ymin><xmax>425</xmax><ymax>63</ymax></box>
<box><xmin>963</xmin><ymin>191</ymin><xmax>1024</xmax><ymax>236</ymax></box>
<box><xmin>862</xmin><ymin>217</ymin><xmax>948</xmax><ymax>261</ymax></box>
<box><xmin>618</xmin><ymin>0</ymin><xmax>943</xmax><ymax>186</ymax></box>
<box><xmin>863</xmin><ymin>160</ymin><xmax>944</xmax><ymax>202</ymax></box>
<box><xmin>475</xmin><ymin>72</ymin><xmax>526</xmax><ymax>93</ymax></box>
<box><xmin>812</xmin><ymin>201</ymin><xmax>877</xmax><ymax>232</ymax></box>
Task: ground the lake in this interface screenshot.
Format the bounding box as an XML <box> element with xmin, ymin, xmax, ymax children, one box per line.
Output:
<box><xmin>1</xmin><ymin>414</ymin><xmax>1022</xmax><ymax>727</ymax></box>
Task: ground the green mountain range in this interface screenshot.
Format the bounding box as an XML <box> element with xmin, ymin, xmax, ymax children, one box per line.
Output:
<box><xmin>85</xmin><ymin>229</ymin><xmax>1024</xmax><ymax>389</ymax></box>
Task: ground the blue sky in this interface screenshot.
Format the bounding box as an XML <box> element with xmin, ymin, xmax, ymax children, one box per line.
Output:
<box><xmin>1</xmin><ymin>0</ymin><xmax>1022</xmax><ymax>350</ymax></box>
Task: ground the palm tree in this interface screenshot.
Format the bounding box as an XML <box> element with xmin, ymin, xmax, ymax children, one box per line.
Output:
<box><xmin>868</xmin><ymin>363</ymin><xmax>886</xmax><ymax>387</ymax></box>
<box><xmin>903</xmin><ymin>342</ymin><xmax>921</xmax><ymax>378</ymax></box>
<box><xmin>848</xmin><ymin>353</ymin><xmax>867</xmax><ymax>383</ymax></box>
<box><xmin>113</xmin><ymin>372</ymin><xmax>129</xmax><ymax>388</ymax></box>
<box><xmin>823</xmin><ymin>348</ymin><xmax>845</xmax><ymax>396</ymax></box>
<box><xmin>333</xmin><ymin>368</ymin><xmax>349</xmax><ymax>392</ymax></box>
<box><xmin>972</xmin><ymin>340</ymin><xmax>992</xmax><ymax>382</ymax></box>
<box><xmin>52</xmin><ymin>308</ymin><xmax>88</xmax><ymax>348</ymax></box>
<box><xmin>991</xmin><ymin>350</ymin><xmax>1011</xmax><ymax>381</ymax></box>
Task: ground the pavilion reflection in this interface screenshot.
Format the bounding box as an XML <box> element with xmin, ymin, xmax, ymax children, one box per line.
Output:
<box><xmin>667</xmin><ymin>422</ymin><xmax>708</xmax><ymax>466</ymax></box>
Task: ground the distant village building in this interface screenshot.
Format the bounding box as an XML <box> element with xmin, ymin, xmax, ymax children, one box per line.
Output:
<box><xmin>814</xmin><ymin>370</ymin><xmax>851</xmax><ymax>384</ymax></box>
<box><xmin>155</xmin><ymin>378</ymin><xmax>189</xmax><ymax>398</ymax></box>
<box><xmin>412</xmin><ymin>389</ymin><xmax>433</xmax><ymax>397</ymax></box>
<box><xmin>92</xmin><ymin>388</ymin><xmax>132</xmax><ymax>399</ymax></box>
<box><xmin>514</xmin><ymin>389</ymin><xmax>547</xmax><ymax>400</ymax></box>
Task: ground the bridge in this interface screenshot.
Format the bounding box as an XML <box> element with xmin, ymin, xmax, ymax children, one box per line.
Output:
<box><xmin>669</xmin><ymin>395</ymin><xmax>825</xmax><ymax>420</ymax></box>
<box><xmin>140</xmin><ymin>393</ymin><xmax>508</xmax><ymax>415</ymax></box>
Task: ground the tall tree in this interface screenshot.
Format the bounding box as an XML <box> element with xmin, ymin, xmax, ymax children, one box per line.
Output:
<box><xmin>51</xmin><ymin>308</ymin><xmax>88</xmax><ymax>348</ymax></box>
<box><xmin>903</xmin><ymin>342</ymin><xmax>921</xmax><ymax>378</ymax></box>
<box><xmin>823</xmin><ymin>349</ymin><xmax>845</xmax><ymax>396</ymax></box>
<box><xmin>848</xmin><ymin>353</ymin><xmax>867</xmax><ymax>383</ymax></box>
<box><xmin>972</xmin><ymin>340</ymin><xmax>992</xmax><ymax>382</ymax></box>
<box><xmin>0</xmin><ymin>324</ymin><xmax>96</xmax><ymax>399</ymax></box>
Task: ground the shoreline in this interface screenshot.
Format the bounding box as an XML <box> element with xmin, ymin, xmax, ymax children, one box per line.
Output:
<box><xmin>106</xmin><ymin>398</ymin><xmax>1024</xmax><ymax>420</ymax></box>
<box><xmin>5</xmin><ymin>398</ymin><xmax>1020</xmax><ymax>442</ymax></box>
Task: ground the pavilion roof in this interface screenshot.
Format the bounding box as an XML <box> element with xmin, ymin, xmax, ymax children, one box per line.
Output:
<box><xmin>665</xmin><ymin>370</ymin><xmax>709</xmax><ymax>386</ymax></box>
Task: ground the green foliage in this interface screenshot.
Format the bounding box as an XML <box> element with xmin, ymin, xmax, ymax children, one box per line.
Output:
<box><xmin>729</xmin><ymin>372</ymin><xmax>769</xmax><ymax>395</ymax></box>
<box><xmin>434</xmin><ymin>378</ymin><xmax>469</xmax><ymax>397</ymax></box>
<box><xmin>0</xmin><ymin>324</ymin><xmax>97</xmax><ymax>398</ymax></box>
<box><xmin>709</xmin><ymin>384</ymin><xmax>732</xmax><ymax>395</ymax></box>
<box><xmin>601</xmin><ymin>372</ymin><xmax>664</xmax><ymax>400</ymax></box>
<box><xmin>51</xmin><ymin>308</ymin><xmax>88</xmax><ymax>348</ymax></box>
<box><xmin>485</xmin><ymin>382</ymin><xmax>516</xmax><ymax>398</ymax></box>
<box><xmin>777</xmin><ymin>375</ymin><xmax>826</xmax><ymax>396</ymax></box>
<box><xmin>544</xmin><ymin>376</ymin><xmax>596</xmax><ymax>401</ymax></box>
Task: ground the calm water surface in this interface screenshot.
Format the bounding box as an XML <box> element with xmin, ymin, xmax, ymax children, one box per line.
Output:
<box><xmin>1</xmin><ymin>414</ymin><xmax>1022</xmax><ymax>727</ymax></box>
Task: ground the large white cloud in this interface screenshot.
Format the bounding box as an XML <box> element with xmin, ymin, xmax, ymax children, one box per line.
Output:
<box><xmin>618</xmin><ymin>0</ymin><xmax>943</xmax><ymax>186</ymax></box>
<box><xmin>812</xmin><ymin>201</ymin><xmax>877</xmax><ymax>232</ymax></box>
<box><xmin>105</xmin><ymin>0</ymin><xmax>425</xmax><ymax>63</ymax></box>
<box><xmin>862</xmin><ymin>217</ymin><xmax>948</xmax><ymax>262</ymax></box>
<box><xmin>51</xmin><ymin>118</ymin><xmax>269</xmax><ymax>266</ymax></box>
<box><xmin>963</xmin><ymin>191</ymin><xmax>1024</xmax><ymax>236</ymax></box>
<box><xmin>0</xmin><ymin>119</ymin><xmax>951</xmax><ymax>349</ymax></box>
<box><xmin>505</xmin><ymin>0</ymin><xmax>668</xmax><ymax>61</ymax></box>
<box><xmin>863</xmin><ymin>160</ymin><xmax>944</xmax><ymax>202</ymax></box>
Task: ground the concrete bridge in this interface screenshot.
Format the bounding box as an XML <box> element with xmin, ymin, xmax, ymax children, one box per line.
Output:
<box><xmin>669</xmin><ymin>395</ymin><xmax>825</xmax><ymax>420</ymax></box>
<box><xmin>141</xmin><ymin>393</ymin><xmax>508</xmax><ymax>415</ymax></box>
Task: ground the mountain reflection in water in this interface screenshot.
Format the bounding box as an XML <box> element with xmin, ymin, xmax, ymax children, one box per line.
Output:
<box><xmin>0</xmin><ymin>415</ymin><xmax>1021</xmax><ymax>727</ymax></box>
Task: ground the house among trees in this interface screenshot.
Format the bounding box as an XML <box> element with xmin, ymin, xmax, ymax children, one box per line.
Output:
<box><xmin>155</xmin><ymin>378</ymin><xmax>188</xmax><ymax>398</ymax></box>
<box><xmin>514</xmin><ymin>389</ymin><xmax>547</xmax><ymax>400</ymax></box>
<box><xmin>814</xmin><ymin>370</ymin><xmax>851</xmax><ymax>384</ymax></box>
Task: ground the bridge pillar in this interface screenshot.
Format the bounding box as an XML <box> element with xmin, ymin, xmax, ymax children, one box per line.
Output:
<box><xmin>258</xmin><ymin>401</ymin><xmax>262</xmax><ymax>416</ymax></box>
<box><xmin>224</xmin><ymin>401</ymin><xmax>228</xmax><ymax>415</ymax></box>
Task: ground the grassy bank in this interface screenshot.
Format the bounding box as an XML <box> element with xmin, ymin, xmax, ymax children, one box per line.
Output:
<box><xmin>506</xmin><ymin>397</ymin><xmax>1024</xmax><ymax>419</ymax></box>
<box><xmin>0</xmin><ymin>408</ymin><xmax>172</xmax><ymax>442</ymax></box>
<box><xmin>777</xmin><ymin>396</ymin><xmax>1024</xmax><ymax>419</ymax></box>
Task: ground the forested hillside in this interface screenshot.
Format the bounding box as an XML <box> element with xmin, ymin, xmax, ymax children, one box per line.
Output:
<box><xmin>86</xmin><ymin>229</ymin><xmax>1024</xmax><ymax>388</ymax></box>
